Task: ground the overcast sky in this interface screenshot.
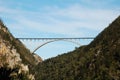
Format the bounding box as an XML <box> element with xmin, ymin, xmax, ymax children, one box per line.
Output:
<box><xmin>0</xmin><ymin>0</ymin><xmax>120</xmax><ymax>59</ymax></box>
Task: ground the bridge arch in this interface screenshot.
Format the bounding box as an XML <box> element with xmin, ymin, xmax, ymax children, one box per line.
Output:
<box><xmin>32</xmin><ymin>39</ymin><xmax>81</xmax><ymax>54</ymax></box>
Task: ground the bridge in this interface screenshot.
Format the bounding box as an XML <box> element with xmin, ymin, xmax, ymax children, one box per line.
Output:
<box><xmin>17</xmin><ymin>37</ymin><xmax>94</xmax><ymax>54</ymax></box>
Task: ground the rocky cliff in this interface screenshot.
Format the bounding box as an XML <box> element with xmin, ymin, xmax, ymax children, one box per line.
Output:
<box><xmin>0</xmin><ymin>19</ymin><xmax>42</xmax><ymax>80</ymax></box>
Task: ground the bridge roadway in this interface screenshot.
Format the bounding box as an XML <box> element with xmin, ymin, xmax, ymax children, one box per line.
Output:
<box><xmin>16</xmin><ymin>37</ymin><xmax>94</xmax><ymax>40</ymax></box>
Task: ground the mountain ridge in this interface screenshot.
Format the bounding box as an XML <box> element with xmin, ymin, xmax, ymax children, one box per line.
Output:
<box><xmin>35</xmin><ymin>16</ymin><xmax>120</xmax><ymax>80</ymax></box>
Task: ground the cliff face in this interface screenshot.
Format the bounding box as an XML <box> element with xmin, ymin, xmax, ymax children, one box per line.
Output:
<box><xmin>35</xmin><ymin>16</ymin><xmax>120</xmax><ymax>80</ymax></box>
<box><xmin>0</xmin><ymin>40</ymin><xmax>34</xmax><ymax>79</ymax></box>
<box><xmin>0</xmin><ymin>20</ymin><xmax>42</xmax><ymax>80</ymax></box>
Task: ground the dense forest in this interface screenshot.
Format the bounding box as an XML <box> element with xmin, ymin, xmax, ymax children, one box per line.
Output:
<box><xmin>35</xmin><ymin>16</ymin><xmax>120</xmax><ymax>80</ymax></box>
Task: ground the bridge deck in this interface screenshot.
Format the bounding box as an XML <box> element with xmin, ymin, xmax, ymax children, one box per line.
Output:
<box><xmin>16</xmin><ymin>37</ymin><xmax>94</xmax><ymax>40</ymax></box>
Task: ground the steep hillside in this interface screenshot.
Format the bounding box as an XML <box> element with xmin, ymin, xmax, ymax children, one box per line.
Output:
<box><xmin>0</xmin><ymin>19</ymin><xmax>42</xmax><ymax>79</ymax></box>
<box><xmin>35</xmin><ymin>16</ymin><xmax>120</xmax><ymax>80</ymax></box>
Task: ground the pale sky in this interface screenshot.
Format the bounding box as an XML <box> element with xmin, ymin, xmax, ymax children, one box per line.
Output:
<box><xmin>0</xmin><ymin>0</ymin><xmax>120</xmax><ymax>59</ymax></box>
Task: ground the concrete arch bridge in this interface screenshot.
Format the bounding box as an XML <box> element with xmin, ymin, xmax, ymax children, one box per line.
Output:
<box><xmin>17</xmin><ymin>37</ymin><xmax>94</xmax><ymax>54</ymax></box>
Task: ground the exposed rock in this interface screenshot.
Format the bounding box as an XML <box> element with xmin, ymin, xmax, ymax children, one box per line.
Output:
<box><xmin>0</xmin><ymin>19</ymin><xmax>36</xmax><ymax>80</ymax></box>
<box><xmin>33</xmin><ymin>54</ymin><xmax>42</xmax><ymax>65</ymax></box>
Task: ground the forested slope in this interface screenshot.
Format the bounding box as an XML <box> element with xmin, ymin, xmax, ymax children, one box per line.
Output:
<box><xmin>35</xmin><ymin>16</ymin><xmax>120</xmax><ymax>80</ymax></box>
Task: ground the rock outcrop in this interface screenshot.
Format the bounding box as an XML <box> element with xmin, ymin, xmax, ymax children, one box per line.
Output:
<box><xmin>0</xmin><ymin>19</ymin><xmax>42</xmax><ymax>80</ymax></box>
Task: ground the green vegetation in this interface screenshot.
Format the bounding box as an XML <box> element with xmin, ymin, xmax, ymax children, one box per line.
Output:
<box><xmin>35</xmin><ymin>16</ymin><xmax>120</xmax><ymax>80</ymax></box>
